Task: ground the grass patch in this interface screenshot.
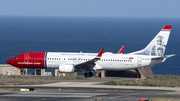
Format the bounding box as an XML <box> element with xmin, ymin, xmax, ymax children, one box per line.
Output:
<box><xmin>0</xmin><ymin>81</ymin><xmax>6</xmax><ymax>85</ymax></box>
<box><xmin>105</xmin><ymin>74</ymin><xmax>180</xmax><ymax>87</ymax></box>
<box><xmin>0</xmin><ymin>88</ymin><xmax>20</xmax><ymax>92</ymax></box>
<box><xmin>1</xmin><ymin>75</ymin><xmax>82</xmax><ymax>80</ymax></box>
<box><xmin>148</xmin><ymin>97</ymin><xmax>180</xmax><ymax>101</ymax></box>
<box><xmin>0</xmin><ymin>80</ymin><xmax>44</xmax><ymax>85</ymax></box>
<box><xmin>18</xmin><ymin>81</ymin><xmax>44</xmax><ymax>85</ymax></box>
<box><xmin>0</xmin><ymin>74</ymin><xmax>3</xmax><ymax>78</ymax></box>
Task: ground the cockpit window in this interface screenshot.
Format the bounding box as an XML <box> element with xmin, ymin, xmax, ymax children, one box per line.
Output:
<box><xmin>15</xmin><ymin>56</ymin><xmax>19</xmax><ymax>59</ymax></box>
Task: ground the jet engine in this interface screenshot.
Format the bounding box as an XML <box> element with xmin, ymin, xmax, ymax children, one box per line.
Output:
<box><xmin>59</xmin><ymin>65</ymin><xmax>75</xmax><ymax>73</ymax></box>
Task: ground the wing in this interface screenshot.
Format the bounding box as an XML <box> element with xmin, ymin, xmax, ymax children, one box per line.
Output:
<box><xmin>75</xmin><ymin>48</ymin><xmax>104</xmax><ymax>71</ymax></box>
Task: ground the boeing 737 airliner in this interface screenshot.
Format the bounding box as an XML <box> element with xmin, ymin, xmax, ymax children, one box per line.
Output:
<box><xmin>7</xmin><ymin>25</ymin><xmax>174</xmax><ymax>77</ymax></box>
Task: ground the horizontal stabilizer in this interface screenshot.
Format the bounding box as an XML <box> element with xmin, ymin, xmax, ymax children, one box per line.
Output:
<box><xmin>151</xmin><ymin>54</ymin><xmax>175</xmax><ymax>60</ymax></box>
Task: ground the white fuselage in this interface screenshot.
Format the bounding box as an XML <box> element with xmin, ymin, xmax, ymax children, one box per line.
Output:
<box><xmin>46</xmin><ymin>52</ymin><xmax>163</xmax><ymax>71</ymax></box>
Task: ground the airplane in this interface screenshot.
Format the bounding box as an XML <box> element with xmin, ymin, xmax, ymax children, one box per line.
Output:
<box><xmin>7</xmin><ymin>25</ymin><xmax>174</xmax><ymax>78</ymax></box>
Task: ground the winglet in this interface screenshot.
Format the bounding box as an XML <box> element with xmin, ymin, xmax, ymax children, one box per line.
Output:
<box><xmin>97</xmin><ymin>47</ymin><xmax>104</xmax><ymax>57</ymax></box>
<box><xmin>117</xmin><ymin>45</ymin><xmax>125</xmax><ymax>54</ymax></box>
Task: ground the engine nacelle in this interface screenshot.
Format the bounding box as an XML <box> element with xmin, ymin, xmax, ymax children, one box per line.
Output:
<box><xmin>59</xmin><ymin>65</ymin><xmax>75</xmax><ymax>73</ymax></box>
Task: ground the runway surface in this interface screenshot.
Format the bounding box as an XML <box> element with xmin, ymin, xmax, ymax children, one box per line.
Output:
<box><xmin>1</xmin><ymin>77</ymin><xmax>180</xmax><ymax>101</ymax></box>
<box><xmin>0</xmin><ymin>86</ymin><xmax>179</xmax><ymax>101</ymax></box>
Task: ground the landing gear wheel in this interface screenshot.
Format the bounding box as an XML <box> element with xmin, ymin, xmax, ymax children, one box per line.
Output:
<box><xmin>84</xmin><ymin>73</ymin><xmax>89</xmax><ymax>78</ymax></box>
<box><xmin>89</xmin><ymin>71</ymin><xmax>93</xmax><ymax>77</ymax></box>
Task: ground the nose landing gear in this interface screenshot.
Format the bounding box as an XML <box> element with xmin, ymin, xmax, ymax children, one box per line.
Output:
<box><xmin>84</xmin><ymin>71</ymin><xmax>93</xmax><ymax>78</ymax></box>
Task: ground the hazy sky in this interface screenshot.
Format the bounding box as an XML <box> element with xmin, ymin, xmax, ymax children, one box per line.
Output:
<box><xmin>0</xmin><ymin>0</ymin><xmax>179</xmax><ymax>18</ymax></box>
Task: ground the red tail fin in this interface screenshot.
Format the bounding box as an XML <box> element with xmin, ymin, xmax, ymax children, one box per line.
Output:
<box><xmin>162</xmin><ymin>25</ymin><xmax>172</xmax><ymax>30</ymax></box>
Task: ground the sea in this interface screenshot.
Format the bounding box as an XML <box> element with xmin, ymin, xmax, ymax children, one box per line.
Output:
<box><xmin>0</xmin><ymin>16</ymin><xmax>180</xmax><ymax>75</ymax></box>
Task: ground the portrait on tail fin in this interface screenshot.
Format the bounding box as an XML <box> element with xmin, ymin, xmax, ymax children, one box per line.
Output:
<box><xmin>129</xmin><ymin>25</ymin><xmax>172</xmax><ymax>56</ymax></box>
<box><xmin>151</xmin><ymin>35</ymin><xmax>166</xmax><ymax>56</ymax></box>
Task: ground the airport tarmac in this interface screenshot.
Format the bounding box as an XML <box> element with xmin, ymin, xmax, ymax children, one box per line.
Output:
<box><xmin>1</xmin><ymin>77</ymin><xmax>180</xmax><ymax>101</ymax></box>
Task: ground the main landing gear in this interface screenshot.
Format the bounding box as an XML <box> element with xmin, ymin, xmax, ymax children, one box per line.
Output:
<box><xmin>84</xmin><ymin>71</ymin><xmax>93</xmax><ymax>78</ymax></box>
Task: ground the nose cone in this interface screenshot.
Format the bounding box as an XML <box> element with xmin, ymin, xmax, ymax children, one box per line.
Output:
<box><xmin>7</xmin><ymin>58</ymin><xmax>13</xmax><ymax>65</ymax></box>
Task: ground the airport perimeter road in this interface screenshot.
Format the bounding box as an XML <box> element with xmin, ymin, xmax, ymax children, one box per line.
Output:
<box><xmin>1</xmin><ymin>81</ymin><xmax>180</xmax><ymax>101</ymax></box>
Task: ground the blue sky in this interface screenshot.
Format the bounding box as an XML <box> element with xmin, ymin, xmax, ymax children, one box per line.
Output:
<box><xmin>0</xmin><ymin>0</ymin><xmax>179</xmax><ymax>18</ymax></box>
